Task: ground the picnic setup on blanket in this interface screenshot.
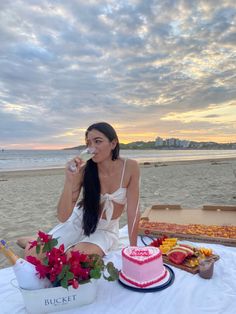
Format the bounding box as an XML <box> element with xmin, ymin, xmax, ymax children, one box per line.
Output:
<box><xmin>0</xmin><ymin>204</ymin><xmax>236</xmax><ymax>314</ymax></box>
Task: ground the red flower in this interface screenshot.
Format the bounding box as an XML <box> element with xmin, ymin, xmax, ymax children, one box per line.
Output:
<box><xmin>72</xmin><ymin>278</ymin><xmax>79</xmax><ymax>289</ymax></box>
<box><xmin>46</xmin><ymin>245</ymin><xmax>67</xmax><ymax>266</ymax></box>
<box><xmin>25</xmin><ymin>230</ymin><xmax>118</xmax><ymax>289</ymax></box>
<box><xmin>35</xmin><ymin>263</ymin><xmax>50</xmax><ymax>279</ymax></box>
<box><xmin>58</xmin><ymin>244</ymin><xmax>65</xmax><ymax>254</ymax></box>
<box><xmin>28</xmin><ymin>240</ymin><xmax>38</xmax><ymax>250</ymax></box>
<box><xmin>78</xmin><ymin>268</ymin><xmax>90</xmax><ymax>280</ymax></box>
<box><xmin>49</xmin><ymin>272</ymin><xmax>57</xmax><ymax>283</ymax></box>
<box><xmin>26</xmin><ymin>255</ymin><xmax>41</xmax><ymax>266</ymax></box>
<box><xmin>38</xmin><ymin>231</ymin><xmax>52</xmax><ymax>243</ymax></box>
<box><xmin>26</xmin><ymin>256</ymin><xmax>49</xmax><ymax>279</ymax></box>
<box><xmin>48</xmin><ymin>262</ymin><xmax>64</xmax><ymax>281</ymax></box>
<box><xmin>68</xmin><ymin>251</ymin><xmax>90</xmax><ymax>280</ymax></box>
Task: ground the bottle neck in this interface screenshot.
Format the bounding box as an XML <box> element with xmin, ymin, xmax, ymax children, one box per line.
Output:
<box><xmin>0</xmin><ymin>241</ymin><xmax>19</xmax><ymax>265</ymax></box>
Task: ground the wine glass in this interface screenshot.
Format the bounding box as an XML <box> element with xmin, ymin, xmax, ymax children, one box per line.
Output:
<box><xmin>68</xmin><ymin>147</ymin><xmax>95</xmax><ymax>172</ymax></box>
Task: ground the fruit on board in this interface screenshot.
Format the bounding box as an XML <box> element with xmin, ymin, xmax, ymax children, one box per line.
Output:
<box><xmin>198</xmin><ymin>247</ymin><xmax>213</xmax><ymax>256</ymax></box>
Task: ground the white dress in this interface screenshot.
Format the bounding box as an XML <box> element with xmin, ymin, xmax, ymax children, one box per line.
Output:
<box><xmin>49</xmin><ymin>160</ymin><xmax>127</xmax><ymax>254</ymax></box>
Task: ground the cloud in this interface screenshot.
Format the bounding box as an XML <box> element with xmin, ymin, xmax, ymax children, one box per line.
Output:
<box><xmin>0</xmin><ymin>0</ymin><xmax>235</xmax><ymax>148</ymax></box>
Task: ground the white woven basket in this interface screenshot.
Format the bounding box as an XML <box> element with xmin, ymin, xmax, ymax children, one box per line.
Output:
<box><xmin>20</xmin><ymin>279</ymin><xmax>97</xmax><ymax>313</ymax></box>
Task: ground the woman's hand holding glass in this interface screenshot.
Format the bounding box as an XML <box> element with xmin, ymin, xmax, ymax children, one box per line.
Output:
<box><xmin>67</xmin><ymin>147</ymin><xmax>96</xmax><ymax>174</ymax></box>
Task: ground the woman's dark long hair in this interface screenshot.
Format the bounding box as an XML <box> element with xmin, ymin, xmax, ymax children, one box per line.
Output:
<box><xmin>81</xmin><ymin>122</ymin><xmax>120</xmax><ymax>236</ymax></box>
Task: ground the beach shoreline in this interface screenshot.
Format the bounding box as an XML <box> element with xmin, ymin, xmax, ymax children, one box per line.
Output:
<box><xmin>1</xmin><ymin>158</ymin><xmax>236</xmax><ymax>268</ymax></box>
<box><xmin>1</xmin><ymin>149</ymin><xmax>236</xmax><ymax>173</ymax></box>
<box><xmin>1</xmin><ymin>156</ymin><xmax>236</xmax><ymax>176</ymax></box>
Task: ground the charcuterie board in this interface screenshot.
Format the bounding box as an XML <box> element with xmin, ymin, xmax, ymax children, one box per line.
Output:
<box><xmin>162</xmin><ymin>254</ymin><xmax>220</xmax><ymax>274</ymax></box>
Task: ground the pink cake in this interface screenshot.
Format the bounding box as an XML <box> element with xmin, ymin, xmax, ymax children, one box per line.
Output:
<box><xmin>120</xmin><ymin>246</ymin><xmax>167</xmax><ymax>288</ymax></box>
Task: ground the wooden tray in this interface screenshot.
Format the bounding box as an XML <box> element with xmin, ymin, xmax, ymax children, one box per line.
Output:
<box><xmin>162</xmin><ymin>254</ymin><xmax>220</xmax><ymax>274</ymax></box>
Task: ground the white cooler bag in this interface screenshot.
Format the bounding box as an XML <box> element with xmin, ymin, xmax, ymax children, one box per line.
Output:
<box><xmin>20</xmin><ymin>279</ymin><xmax>97</xmax><ymax>314</ymax></box>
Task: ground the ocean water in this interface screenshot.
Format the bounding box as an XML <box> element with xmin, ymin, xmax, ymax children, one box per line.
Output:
<box><xmin>1</xmin><ymin>149</ymin><xmax>236</xmax><ymax>172</ymax></box>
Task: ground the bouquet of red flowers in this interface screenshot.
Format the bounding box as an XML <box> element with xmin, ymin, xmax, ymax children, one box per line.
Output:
<box><xmin>26</xmin><ymin>231</ymin><xmax>119</xmax><ymax>289</ymax></box>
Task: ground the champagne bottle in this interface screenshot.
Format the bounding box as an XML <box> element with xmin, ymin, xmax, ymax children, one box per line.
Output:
<box><xmin>0</xmin><ymin>240</ymin><xmax>52</xmax><ymax>290</ymax></box>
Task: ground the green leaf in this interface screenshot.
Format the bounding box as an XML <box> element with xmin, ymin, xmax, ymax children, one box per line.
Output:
<box><xmin>90</xmin><ymin>255</ymin><xmax>104</xmax><ymax>272</ymax></box>
<box><xmin>79</xmin><ymin>279</ymin><xmax>90</xmax><ymax>285</ymax></box>
<box><xmin>66</xmin><ymin>271</ymin><xmax>74</xmax><ymax>281</ymax></box>
<box><xmin>42</xmin><ymin>242</ymin><xmax>50</xmax><ymax>253</ymax></box>
<box><xmin>57</xmin><ymin>265</ymin><xmax>68</xmax><ymax>280</ymax></box>
<box><xmin>90</xmin><ymin>268</ymin><xmax>102</xmax><ymax>279</ymax></box>
<box><xmin>104</xmin><ymin>262</ymin><xmax>119</xmax><ymax>281</ymax></box>
<box><xmin>42</xmin><ymin>257</ymin><xmax>49</xmax><ymax>266</ymax></box>
<box><xmin>36</xmin><ymin>245</ymin><xmax>41</xmax><ymax>255</ymax></box>
<box><xmin>48</xmin><ymin>239</ymin><xmax>58</xmax><ymax>250</ymax></box>
<box><xmin>60</xmin><ymin>277</ymin><xmax>68</xmax><ymax>289</ymax></box>
<box><xmin>81</xmin><ymin>262</ymin><xmax>90</xmax><ymax>268</ymax></box>
<box><xmin>103</xmin><ymin>274</ymin><xmax>113</xmax><ymax>281</ymax></box>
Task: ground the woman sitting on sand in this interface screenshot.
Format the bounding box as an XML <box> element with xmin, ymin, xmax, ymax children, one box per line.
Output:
<box><xmin>24</xmin><ymin>122</ymin><xmax>140</xmax><ymax>258</ymax></box>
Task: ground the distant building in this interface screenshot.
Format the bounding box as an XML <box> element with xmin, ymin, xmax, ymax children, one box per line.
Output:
<box><xmin>166</xmin><ymin>138</ymin><xmax>176</xmax><ymax>146</ymax></box>
<box><xmin>155</xmin><ymin>136</ymin><xmax>191</xmax><ymax>148</ymax></box>
<box><xmin>155</xmin><ymin>137</ymin><xmax>164</xmax><ymax>146</ymax></box>
<box><xmin>175</xmin><ymin>139</ymin><xmax>180</xmax><ymax>147</ymax></box>
<box><xmin>180</xmin><ymin>140</ymin><xmax>190</xmax><ymax>148</ymax></box>
<box><xmin>153</xmin><ymin>136</ymin><xmax>233</xmax><ymax>149</ymax></box>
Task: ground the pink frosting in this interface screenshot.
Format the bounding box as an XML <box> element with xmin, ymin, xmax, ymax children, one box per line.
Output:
<box><xmin>121</xmin><ymin>246</ymin><xmax>166</xmax><ymax>287</ymax></box>
<box><xmin>120</xmin><ymin>269</ymin><xmax>167</xmax><ymax>288</ymax></box>
<box><xmin>122</xmin><ymin>246</ymin><xmax>161</xmax><ymax>265</ymax></box>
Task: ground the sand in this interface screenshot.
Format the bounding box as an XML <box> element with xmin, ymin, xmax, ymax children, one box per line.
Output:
<box><xmin>1</xmin><ymin>158</ymin><xmax>236</xmax><ymax>268</ymax></box>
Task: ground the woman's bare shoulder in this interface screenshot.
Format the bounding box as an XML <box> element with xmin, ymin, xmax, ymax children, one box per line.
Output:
<box><xmin>124</xmin><ymin>158</ymin><xmax>140</xmax><ymax>173</ymax></box>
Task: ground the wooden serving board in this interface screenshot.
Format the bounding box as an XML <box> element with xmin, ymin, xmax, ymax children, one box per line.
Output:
<box><xmin>163</xmin><ymin>254</ymin><xmax>220</xmax><ymax>274</ymax></box>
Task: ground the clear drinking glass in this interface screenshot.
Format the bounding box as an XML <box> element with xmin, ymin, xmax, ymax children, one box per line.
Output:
<box><xmin>198</xmin><ymin>259</ymin><xmax>214</xmax><ymax>279</ymax></box>
<box><xmin>68</xmin><ymin>147</ymin><xmax>95</xmax><ymax>172</ymax></box>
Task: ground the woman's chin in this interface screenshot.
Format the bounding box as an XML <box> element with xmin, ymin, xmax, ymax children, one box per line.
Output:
<box><xmin>91</xmin><ymin>156</ymin><xmax>98</xmax><ymax>162</ymax></box>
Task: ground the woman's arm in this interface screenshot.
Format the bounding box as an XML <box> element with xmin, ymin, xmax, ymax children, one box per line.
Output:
<box><xmin>126</xmin><ymin>160</ymin><xmax>141</xmax><ymax>246</ymax></box>
<box><xmin>57</xmin><ymin>158</ymin><xmax>84</xmax><ymax>222</ymax></box>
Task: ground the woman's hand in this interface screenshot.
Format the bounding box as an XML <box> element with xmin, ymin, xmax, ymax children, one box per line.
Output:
<box><xmin>57</xmin><ymin>157</ymin><xmax>85</xmax><ymax>222</ymax></box>
<box><xmin>65</xmin><ymin>156</ymin><xmax>85</xmax><ymax>184</ymax></box>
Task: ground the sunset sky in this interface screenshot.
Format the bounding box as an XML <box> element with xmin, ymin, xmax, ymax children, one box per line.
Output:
<box><xmin>0</xmin><ymin>0</ymin><xmax>235</xmax><ymax>149</ymax></box>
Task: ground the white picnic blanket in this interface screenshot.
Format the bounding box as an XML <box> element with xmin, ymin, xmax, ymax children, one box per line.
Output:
<box><xmin>0</xmin><ymin>226</ymin><xmax>236</xmax><ymax>314</ymax></box>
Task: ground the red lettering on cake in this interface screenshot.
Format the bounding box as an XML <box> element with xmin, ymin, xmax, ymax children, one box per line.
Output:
<box><xmin>122</xmin><ymin>247</ymin><xmax>162</xmax><ymax>265</ymax></box>
<box><xmin>130</xmin><ymin>248</ymin><xmax>150</xmax><ymax>256</ymax></box>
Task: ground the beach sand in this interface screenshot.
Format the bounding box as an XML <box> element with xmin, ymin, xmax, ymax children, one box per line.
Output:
<box><xmin>1</xmin><ymin>158</ymin><xmax>236</xmax><ymax>268</ymax></box>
